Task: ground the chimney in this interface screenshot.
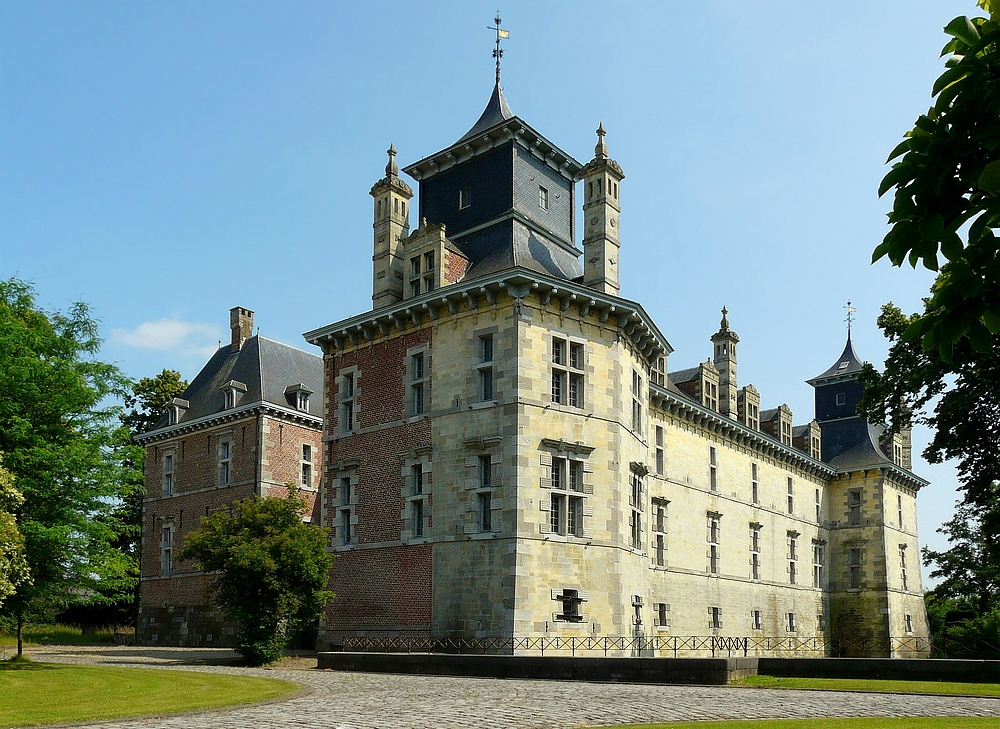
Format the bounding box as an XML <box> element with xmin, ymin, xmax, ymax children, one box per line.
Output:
<box><xmin>230</xmin><ymin>307</ymin><xmax>254</xmax><ymax>352</ymax></box>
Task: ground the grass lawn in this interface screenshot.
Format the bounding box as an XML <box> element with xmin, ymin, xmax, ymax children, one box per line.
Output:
<box><xmin>0</xmin><ymin>623</ymin><xmax>121</xmax><ymax>647</ymax></box>
<box><xmin>604</xmin><ymin>720</ymin><xmax>1000</xmax><ymax>729</ymax></box>
<box><xmin>733</xmin><ymin>674</ymin><xmax>1000</xmax><ymax>697</ymax></box>
<box><xmin>0</xmin><ymin>661</ymin><xmax>299</xmax><ymax>728</ymax></box>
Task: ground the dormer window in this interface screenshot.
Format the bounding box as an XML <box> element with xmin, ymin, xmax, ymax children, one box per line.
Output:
<box><xmin>838</xmin><ymin>361</ymin><xmax>849</xmax><ymax>370</ymax></box>
<box><xmin>221</xmin><ymin>380</ymin><xmax>248</xmax><ymax>410</ymax></box>
<box><xmin>284</xmin><ymin>383</ymin><xmax>314</xmax><ymax>413</ymax></box>
<box><xmin>459</xmin><ymin>187</ymin><xmax>472</xmax><ymax>210</ymax></box>
<box><xmin>164</xmin><ymin>398</ymin><xmax>189</xmax><ymax>426</ymax></box>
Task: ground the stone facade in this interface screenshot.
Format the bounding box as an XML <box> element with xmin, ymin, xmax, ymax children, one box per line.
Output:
<box><xmin>303</xmin><ymin>80</ymin><xmax>931</xmax><ymax>657</ymax></box>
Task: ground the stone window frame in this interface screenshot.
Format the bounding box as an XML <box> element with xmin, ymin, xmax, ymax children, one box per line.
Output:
<box><xmin>707</xmin><ymin>511</ymin><xmax>722</xmax><ymax>575</ymax></box>
<box><xmin>654</xmin><ymin>425</ymin><xmax>665</xmax><ymax>475</ymax></box>
<box><xmin>786</xmin><ymin>477</ymin><xmax>795</xmax><ymax>514</ymax></box>
<box><xmin>812</xmin><ymin>539</ymin><xmax>826</xmax><ymax>589</ymax></box>
<box><xmin>652</xmin><ymin>601</ymin><xmax>671</xmax><ymax>630</ymax></box>
<box><xmin>751</xmin><ymin>609</ymin><xmax>762</xmax><ymax>631</ymax></box>
<box><xmin>401</xmin><ymin>449</ymin><xmax>432</xmax><ymax>543</ymax></box>
<box><xmin>160</xmin><ymin>521</ymin><xmax>174</xmax><ymax>577</ymax></box>
<box><xmin>787</xmin><ymin>530</ymin><xmax>799</xmax><ymax>585</ymax></box>
<box><xmin>651</xmin><ymin>498</ymin><xmax>668</xmax><ymax>568</ymax></box>
<box><xmin>538</xmin><ymin>185</ymin><xmax>549</xmax><ymax>211</ymax></box>
<box><xmin>161</xmin><ymin>447</ymin><xmax>176</xmax><ymax>497</ymax></box>
<box><xmin>631</xmin><ymin>369</ymin><xmax>643</xmax><ymax>434</ymax></box>
<box><xmin>848</xmin><ymin>545</ymin><xmax>863</xmax><ymax>590</ymax></box>
<box><xmin>337</xmin><ymin>365</ymin><xmax>359</xmax><ymax>434</ymax></box>
<box><xmin>709</xmin><ymin>605</ymin><xmax>723</xmax><ymax>630</ymax></box>
<box><xmin>300</xmin><ymin>443</ymin><xmax>314</xmax><ymax>489</ymax></box>
<box><xmin>709</xmin><ymin>445</ymin><xmax>718</xmax><ymax>492</ymax></box>
<box><xmin>331</xmin><ymin>465</ymin><xmax>359</xmax><ymax>549</ymax></box>
<box><xmin>406</xmin><ymin>344</ymin><xmax>430</xmax><ymax>419</ymax></box>
<box><xmin>751</xmin><ymin>462</ymin><xmax>759</xmax><ymax>504</ymax></box>
<box><xmin>463</xmin><ymin>437</ymin><xmax>503</xmax><ymax>537</ymax></box>
<box><xmin>899</xmin><ymin>543</ymin><xmax>909</xmax><ymax>592</ymax></box>
<box><xmin>550</xmin><ymin>335</ymin><xmax>586</xmax><ymax>410</ymax></box>
<box><xmin>897</xmin><ymin>493</ymin><xmax>905</xmax><ymax>530</ymax></box>
<box><xmin>470</xmin><ymin>326</ymin><xmax>499</xmax><ymax>406</ymax></box>
<box><xmin>551</xmin><ymin>587</ymin><xmax>589</xmax><ymax>624</ymax></box>
<box><xmin>628</xmin><ymin>463</ymin><xmax>647</xmax><ymax>551</ymax></box>
<box><xmin>905</xmin><ymin>613</ymin><xmax>914</xmax><ymax>634</ymax></box>
<box><xmin>818</xmin><ymin>613</ymin><xmax>827</xmax><ymax>632</ymax></box>
<box><xmin>538</xmin><ymin>440</ymin><xmax>595</xmax><ymax>540</ymax></box>
<box><xmin>848</xmin><ymin>488</ymin><xmax>863</xmax><ymax>526</ymax></box>
<box><xmin>749</xmin><ymin>522</ymin><xmax>762</xmax><ymax>581</ymax></box>
<box><xmin>221</xmin><ymin>379</ymin><xmax>247</xmax><ymax>410</ymax></box>
<box><xmin>216</xmin><ymin>433</ymin><xmax>233</xmax><ymax>487</ymax></box>
<box><xmin>786</xmin><ymin>612</ymin><xmax>797</xmax><ymax>633</ymax></box>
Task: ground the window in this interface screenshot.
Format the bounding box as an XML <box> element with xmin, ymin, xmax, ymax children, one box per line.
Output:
<box><xmin>410</xmin><ymin>351</ymin><xmax>427</xmax><ymax>416</ymax></box>
<box><xmin>811</xmin><ymin>434</ymin><xmax>821</xmax><ymax>460</ymax></box>
<box><xmin>538</xmin><ymin>186</ymin><xmax>549</xmax><ymax>210</ymax></box>
<box><xmin>813</xmin><ymin>541</ymin><xmax>825</xmax><ymax>588</ymax></box>
<box><xmin>550</xmin><ymin>457</ymin><xmax>585</xmax><ymax>537</ymax></box>
<box><xmin>709</xmin><ymin>606</ymin><xmax>723</xmax><ymax>630</ymax></box>
<box><xmin>709</xmin><ymin>446</ymin><xmax>718</xmax><ymax>491</ymax></box>
<box><xmin>781</xmin><ymin>419</ymin><xmax>792</xmax><ymax>445</ymax></box>
<box><xmin>708</xmin><ymin>513</ymin><xmax>721</xmax><ymax>574</ymax></box>
<box><xmin>478</xmin><ymin>334</ymin><xmax>495</xmax><ymax>401</ymax></box>
<box><xmin>848</xmin><ymin>489</ymin><xmax>862</xmax><ymax>525</ymax></box>
<box><xmin>751</xmin><ymin>463</ymin><xmax>759</xmax><ymax>504</ymax></box>
<box><xmin>225</xmin><ymin>389</ymin><xmax>237</xmax><ymax>409</ymax></box>
<box><xmin>459</xmin><ymin>186</ymin><xmax>471</xmax><ymax>209</ymax></box>
<box><xmin>478</xmin><ymin>491</ymin><xmax>492</xmax><ymax>532</ymax></box>
<box><xmin>818</xmin><ymin>613</ymin><xmax>827</xmax><ymax>632</ymax></box>
<box><xmin>849</xmin><ymin>547</ymin><xmax>862</xmax><ymax>588</ymax></box>
<box><xmin>788</xmin><ymin>532</ymin><xmax>798</xmax><ymax>585</ymax></box>
<box><xmin>652</xmin><ymin>499</ymin><xmax>668</xmax><ymax>567</ymax></box>
<box><xmin>412</xmin><ymin>499</ymin><xmax>424</xmax><ymax>538</ymax></box>
<box><xmin>750</xmin><ymin>524</ymin><xmax>761</xmax><ymax>581</ymax></box>
<box><xmin>161</xmin><ymin>525</ymin><xmax>173</xmax><ymax>576</ymax></box>
<box><xmin>551</xmin><ymin>338</ymin><xmax>585</xmax><ymax>408</ymax></box>
<box><xmin>787</xmin><ymin>477</ymin><xmax>794</xmax><ymax>514</ymax></box>
<box><xmin>341</xmin><ymin>371</ymin><xmax>356</xmax><ymax>433</ymax></box>
<box><xmin>651</xmin><ymin>356</ymin><xmax>666</xmax><ymax>386</ymax></box>
<box><xmin>900</xmin><ymin>545</ymin><xmax>909</xmax><ymax>591</ymax></box>
<box><xmin>654</xmin><ymin>602</ymin><xmax>670</xmax><ymax>628</ymax></box>
<box><xmin>301</xmin><ymin>444</ymin><xmax>313</xmax><ymax>487</ymax></box>
<box><xmin>217</xmin><ymin>439</ymin><xmax>231</xmax><ymax>486</ymax></box>
<box><xmin>704</xmin><ymin>379</ymin><xmax>718</xmax><ymax>411</ymax></box>
<box><xmin>836</xmin><ymin>392</ymin><xmax>846</xmax><ymax>406</ymax></box>
<box><xmin>555</xmin><ymin>588</ymin><xmax>584</xmax><ymax>622</ymax></box>
<box><xmin>411</xmin><ymin>256</ymin><xmax>421</xmax><ymax>278</ymax></box>
<box><xmin>751</xmin><ymin>609</ymin><xmax>762</xmax><ymax>631</ymax></box>
<box><xmin>787</xmin><ymin>612</ymin><xmax>797</xmax><ymax>632</ymax></box>
<box><xmin>655</xmin><ymin>426</ymin><xmax>664</xmax><ymax>475</ymax></box>
<box><xmin>629</xmin><ymin>471</ymin><xmax>644</xmax><ymax>549</ymax></box>
<box><xmin>411</xmin><ymin>464</ymin><xmax>423</xmax><ymax>495</ymax></box>
<box><xmin>815</xmin><ymin>488</ymin><xmax>821</xmax><ymax>522</ymax></box>
<box><xmin>338</xmin><ymin>476</ymin><xmax>354</xmax><ymax>546</ymax></box>
<box><xmin>905</xmin><ymin>614</ymin><xmax>914</xmax><ymax>634</ymax></box>
<box><xmin>162</xmin><ymin>452</ymin><xmax>174</xmax><ymax>497</ymax></box>
<box><xmin>898</xmin><ymin>494</ymin><xmax>904</xmax><ymax>529</ymax></box>
<box><xmin>632</xmin><ymin>369</ymin><xmax>643</xmax><ymax>433</ymax></box>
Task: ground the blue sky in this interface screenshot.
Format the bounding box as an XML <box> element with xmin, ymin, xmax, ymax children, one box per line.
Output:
<box><xmin>1</xmin><ymin>1</ymin><xmax>976</xmax><ymax>584</ymax></box>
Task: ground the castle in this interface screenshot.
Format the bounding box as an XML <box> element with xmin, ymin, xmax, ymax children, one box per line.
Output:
<box><xmin>137</xmin><ymin>76</ymin><xmax>930</xmax><ymax>656</ymax></box>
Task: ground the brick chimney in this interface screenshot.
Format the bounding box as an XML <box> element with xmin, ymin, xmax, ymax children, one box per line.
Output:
<box><xmin>230</xmin><ymin>306</ymin><xmax>254</xmax><ymax>352</ymax></box>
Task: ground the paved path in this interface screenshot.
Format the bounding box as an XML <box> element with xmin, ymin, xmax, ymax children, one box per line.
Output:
<box><xmin>23</xmin><ymin>646</ymin><xmax>1000</xmax><ymax>728</ymax></box>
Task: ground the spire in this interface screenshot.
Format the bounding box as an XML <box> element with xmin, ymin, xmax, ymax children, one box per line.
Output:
<box><xmin>457</xmin><ymin>80</ymin><xmax>515</xmax><ymax>143</ymax></box>
<box><xmin>385</xmin><ymin>143</ymin><xmax>398</xmax><ymax>178</ymax></box>
<box><xmin>488</xmin><ymin>11</ymin><xmax>510</xmax><ymax>86</ymax></box>
<box><xmin>845</xmin><ymin>299</ymin><xmax>857</xmax><ymax>339</ymax></box>
<box><xmin>595</xmin><ymin>122</ymin><xmax>608</xmax><ymax>159</ymax></box>
<box><xmin>720</xmin><ymin>306</ymin><xmax>730</xmax><ymax>332</ymax></box>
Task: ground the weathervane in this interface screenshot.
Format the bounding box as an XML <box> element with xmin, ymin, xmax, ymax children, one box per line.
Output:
<box><xmin>845</xmin><ymin>300</ymin><xmax>857</xmax><ymax>336</ymax></box>
<box><xmin>488</xmin><ymin>11</ymin><xmax>510</xmax><ymax>86</ymax></box>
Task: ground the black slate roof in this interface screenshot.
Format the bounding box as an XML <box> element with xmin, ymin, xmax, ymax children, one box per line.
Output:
<box><xmin>808</xmin><ymin>334</ymin><xmax>865</xmax><ymax>384</ymax></box>
<box><xmin>667</xmin><ymin>366</ymin><xmax>701</xmax><ymax>386</ymax></box>
<box><xmin>827</xmin><ymin>422</ymin><xmax>892</xmax><ymax>470</ymax></box>
<box><xmin>457</xmin><ymin>82</ymin><xmax>514</xmax><ymax>144</ymax></box>
<box><xmin>144</xmin><ymin>336</ymin><xmax>323</xmax><ymax>434</ymax></box>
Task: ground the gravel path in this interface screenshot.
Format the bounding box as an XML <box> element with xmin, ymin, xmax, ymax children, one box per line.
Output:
<box><xmin>21</xmin><ymin>645</ymin><xmax>1000</xmax><ymax>728</ymax></box>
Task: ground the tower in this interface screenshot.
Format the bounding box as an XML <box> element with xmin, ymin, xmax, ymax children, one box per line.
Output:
<box><xmin>580</xmin><ymin>123</ymin><xmax>625</xmax><ymax>295</ymax></box>
<box><xmin>371</xmin><ymin>144</ymin><xmax>413</xmax><ymax>309</ymax></box>
<box><xmin>710</xmin><ymin>307</ymin><xmax>739</xmax><ymax>418</ymax></box>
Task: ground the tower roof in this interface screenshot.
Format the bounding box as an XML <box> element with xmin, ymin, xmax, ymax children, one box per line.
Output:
<box><xmin>457</xmin><ymin>81</ymin><xmax>515</xmax><ymax>143</ymax></box>
<box><xmin>807</xmin><ymin>333</ymin><xmax>865</xmax><ymax>385</ymax></box>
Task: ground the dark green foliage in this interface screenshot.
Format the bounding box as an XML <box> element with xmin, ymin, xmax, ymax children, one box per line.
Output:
<box><xmin>0</xmin><ymin>278</ymin><xmax>143</xmax><ymax>654</ymax></box>
<box><xmin>874</xmin><ymin>2</ymin><xmax>1000</xmax><ymax>360</ymax></box>
<box><xmin>121</xmin><ymin>370</ymin><xmax>187</xmax><ymax>436</ymax></box>
<box><xmin>178</xmin><ymin>489</ymin><xmax>333</xmax><ymax>665</ymax></box>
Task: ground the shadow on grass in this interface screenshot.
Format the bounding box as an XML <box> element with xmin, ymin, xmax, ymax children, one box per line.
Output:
<box><xmin>0</xmin><ymin>658</ymin><xmax>59</xmax><ymax>671</ymax></box>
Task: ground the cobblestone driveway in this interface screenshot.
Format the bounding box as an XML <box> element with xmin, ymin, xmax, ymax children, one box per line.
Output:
<box><xmin>24</xmin><ymin>646</ymin><xmax>1000</xmax><ymax>728</ymax></box>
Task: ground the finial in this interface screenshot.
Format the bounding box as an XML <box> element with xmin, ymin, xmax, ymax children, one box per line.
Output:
<box><xmin>489</xmin><ymin>11</ymin><xmax>510</xmax><ymax>86</ymax></box>
<box><xmin>385</xmin><ymin>143</ymin><xmax>398</xmax><ymax>178</ymax></box>
<box><xmin>844</xmin><ymin>300</ymin><xmax>857</xmax><ymax>338</ymax></box>
<box><xmin>595</xmin><ymin>122</ymin><xmax>608</xmax><ymax>159</ymax></box>
<box><xmin>720</xmin><ymin>306</ymin><xmax>729</xmax><ymax>331</ymax></box>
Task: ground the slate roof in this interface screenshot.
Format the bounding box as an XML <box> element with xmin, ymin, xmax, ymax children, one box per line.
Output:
<box><xmin>808</xmin><ymin>334</ymin><xmax>865</xmax><ymax>384</ymax></box>
<box><xmin>667</xmin><ymin>366</ymin><xmax>701</xmax><ymax>386</ymax></box>
<box><xmin>144</xmin><ymin>336</ymin><xmax>324</xmax><ymax>434</ymax></box>
<box><xmin>827</xmin><ymin>422</ymin><xmax>892</xmax><ymax>470</ymax></box>
<box><xmin>457</xmin><ymin>220</ymin><xmax>584</xmax><ymax>282</ymax></box>
<box><xmin>457</xmin><ymin>81</ymin><xmax>515</xmax><ymax>143</ymax></box>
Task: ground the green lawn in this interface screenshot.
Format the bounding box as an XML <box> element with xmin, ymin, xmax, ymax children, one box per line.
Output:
<box><xmin>0</xmin><ymin>661</ymin><xmax>299</xmax><ymax>728</ymax></box>
<box><xmin>733</xmin><ymin>674</ymin><xmax>1000</xmax><ymax>697</ymax></box>
<box><xmin>0</xmin><ymin>623</ymin><xmax>121</xmax><ymax>647</ymax></box>
<box><xmin>605</xmin><ymin>721</ymin><xmax>999</xmax><ymax>729</ymax></box>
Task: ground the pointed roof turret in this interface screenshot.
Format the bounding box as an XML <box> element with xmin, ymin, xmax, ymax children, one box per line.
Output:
<box><xmin>807</xmin><ymin>333</ymin><xmax>865</xmax><ymax>385</ymax></box>
<box><xmin>457</xmin><ymin>81</ymin><xmax>515</xmax><ymax>143</ymax></box>
<box><xmin>385</xmin><ymin>143</ymin><xmax>399</xmax><ymax>178</ymax></box>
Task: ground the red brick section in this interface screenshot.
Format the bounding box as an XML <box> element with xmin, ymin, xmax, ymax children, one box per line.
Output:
<box><xmin>443</xmin><ymin>247</ymin><xmax>470</xmax><ymax>286</ymax></box>
<box><xmin>323</xmin><ymin>327</ymin><xmax>434</xmax><ymax>642</ymax></box>
<box><xmin>260</xmin><ymin>416</ymin><xmax>322</xmax><ymax>519</ymax></box>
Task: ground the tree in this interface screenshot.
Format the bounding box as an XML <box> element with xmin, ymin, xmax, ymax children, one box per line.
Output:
<box><xmin>178</xmin><ymin>488</ymin><xmax>333</xmax><ymax>665</ymax></box>
<box><xmin>0</xmin><ymin>278</ymin><xmax>142</xmax><ymax>656</ymax></box>
<box><xmin>874</xmin><ymin>0</ymin><xmax>1000</xmax><ymax>360</ymax></box>
<box><xmin>923</xmin><ymin>500</ymin><xmax>1000</xmax><ymax>616</ymax></box>
<box><xmin>0</xmin><ymin>455</ymin><xmax>30</xmax><ymax>609</ymax></box>
<box><xmin>121</xmin><ymin>370</ymin><xmax>187</xmax><ymax>435</ymax></box>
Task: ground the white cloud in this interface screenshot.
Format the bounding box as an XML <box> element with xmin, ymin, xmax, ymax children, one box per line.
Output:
<box><xmin>111</xmin><ymin>318</ymin><xmax>223</xmax><ymax>360</ymax></box>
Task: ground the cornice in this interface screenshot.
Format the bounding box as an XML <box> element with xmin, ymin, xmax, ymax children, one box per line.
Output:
<box><xmin>650</xmin><ymin>383</ymin><xmax>835</xmax><ymax>480</ymax></box>
<box><xmin>302</xmin><ymin>266</ymin><xmax>674</xmax><ymax>363</ymax></box>
<box><xmin>135</xmin><ymin>401</ymin><xmax>322</xmax><ymax>444</ymax></box>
